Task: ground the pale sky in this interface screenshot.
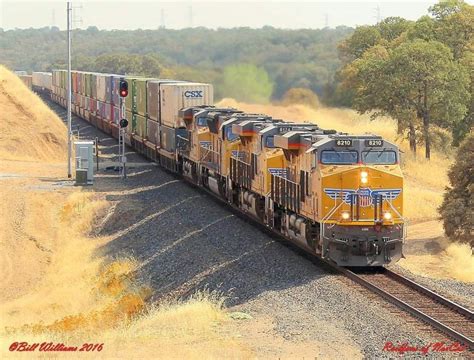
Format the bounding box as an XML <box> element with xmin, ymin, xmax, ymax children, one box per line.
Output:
<box><xmin>1</xmin><ymin>0</ymin><xmax>471</xmax><ymax>30</ymax></box>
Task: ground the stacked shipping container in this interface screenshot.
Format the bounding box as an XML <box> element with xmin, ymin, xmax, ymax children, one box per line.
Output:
<box><xmin>19</xmin><ymin>75</ymin><xmax>33</xmax><ymax>89</ymax></box>
<box><xmin>48</xmin><ymin>69</ymin><xmax>213</xmax><ymax>155</ymax></box>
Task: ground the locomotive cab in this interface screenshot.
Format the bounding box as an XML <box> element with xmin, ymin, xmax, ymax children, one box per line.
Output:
<box><xmin>313</xmin><ymin>135</ymin><xmax>405</xmax><ymax>266</ymax></box>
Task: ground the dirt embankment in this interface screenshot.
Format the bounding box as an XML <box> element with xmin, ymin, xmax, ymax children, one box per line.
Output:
<box><xmin>0</xmin><ymin>69</ymin><xmax>252</xmax><ymax>359</ymax></box>
<box><xmin>0</xmin><ymin>65</ymin><xmax>66</xmax><ymax>162</ymax></box>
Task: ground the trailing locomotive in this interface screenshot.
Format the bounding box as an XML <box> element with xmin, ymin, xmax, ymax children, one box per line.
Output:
<box><xmin>34</xmin><ymin>70</ymin><xmax>406</xmax><ymax>267</ymax></box>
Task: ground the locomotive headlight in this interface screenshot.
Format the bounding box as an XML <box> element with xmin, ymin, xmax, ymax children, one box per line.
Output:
<box><xmin>341</xmin><ymin>211</ymin><xmax>351</xmax><ymax>220</ymax></box>
<box><xmin>383</xmin><ymin>211</ymin><xmax>392</xmax><ymax>220</ymax></box>
<box><xmin>361</xmin><ymin>171</ymin><xmax>368</xmax><ymax>184</ymax></box>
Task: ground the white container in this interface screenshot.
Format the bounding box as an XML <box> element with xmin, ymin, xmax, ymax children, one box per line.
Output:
<box><xmin>96</xmin><ymin>74</ymin><xmax>107</xmax><ymax>102</ymax></box>
<box><xmin>160</xmin><ymin>83</ymin><xmax>213</xmax><ymax>128</ymax></box>
<box><xmin>32</xmin><ymin>72</ymin><xmax>52</xmax><ymax>90</ymax></box>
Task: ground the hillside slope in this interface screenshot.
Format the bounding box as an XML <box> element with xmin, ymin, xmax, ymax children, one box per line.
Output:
<box><xmin>0</xmin><ymin>65</ymin><xmax>66</xmax><ymax>162</ymax></box>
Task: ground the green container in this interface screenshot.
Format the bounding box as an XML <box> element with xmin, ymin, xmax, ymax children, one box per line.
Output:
<box><xmin>125</xmin><ymin>77</ymin><xmax>137</xmax><ymax>113</ymax></box>
<box><xmin>135</xmin><ymin>114</ymin><xmax>147</xmax><ymax>138</ymax></box>
<box><xmin>126</xmin><ymin>110</ymin><xmax>137</xmax><ymax>133</ymax></box>
<box><xmin>135</xmin><ymin>79</ymin><xmax>147</xmax><ymax>116</ymax></box>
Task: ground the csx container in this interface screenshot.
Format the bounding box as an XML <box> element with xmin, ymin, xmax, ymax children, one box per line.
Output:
<box><xmin>146</xmin><ymin>79</ymin><xmax>182</xmax><ymax>121</ymax></box>
<box><xmin>160</xmin><ymin>83</ymin><xmax>213</xmax><ymax>128</ymax></box>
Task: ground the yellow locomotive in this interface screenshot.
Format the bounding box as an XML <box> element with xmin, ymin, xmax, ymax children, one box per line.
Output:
<box><xmin>47</xmin><ymin>68</ymin><xmax>404</xmax><ymax>267</ymax></box>
<box><xmin>179</xmin><ymin>107</ymin><xmax>405</xmax><ymax>266</ymax></box>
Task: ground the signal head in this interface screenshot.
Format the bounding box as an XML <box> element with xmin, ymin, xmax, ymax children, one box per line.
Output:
<box><xmin>119</xmin><ymin>118</ymin><xmax>129</xmax><ymax>128</ymax></box>
<box><xmin>119</xmin><ymin>80</ymin><xmax>128</xmax><ymax>97</ymax></box>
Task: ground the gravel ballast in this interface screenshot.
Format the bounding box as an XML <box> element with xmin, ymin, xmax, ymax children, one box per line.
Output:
<box><xmin>46</xmin><ymin>97</ymin><xmax>470</xmax><ymax>359</ymax></box>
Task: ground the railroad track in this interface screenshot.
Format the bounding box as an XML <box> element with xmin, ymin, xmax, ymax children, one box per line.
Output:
<box><xmin>42</xmin><ymin>93</ymin><xmax>473</xmax><ymax>351</ymax></box>
<box><xmin>338</xmin><ymin>267</ymin><xmax>474</xmax><ymax>350</ymax></box>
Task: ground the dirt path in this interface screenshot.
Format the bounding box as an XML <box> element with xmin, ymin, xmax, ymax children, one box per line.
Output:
<box><xmin>397</xmin><ymin>220</ymin><xmax>473</xmax><ymax>283</ymax></box>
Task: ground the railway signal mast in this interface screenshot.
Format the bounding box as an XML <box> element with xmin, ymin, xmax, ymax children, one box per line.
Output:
<box><xmin>119</xmin><ymin>80</ymin><xmax>129</xmax><ymax>179</ymax></box>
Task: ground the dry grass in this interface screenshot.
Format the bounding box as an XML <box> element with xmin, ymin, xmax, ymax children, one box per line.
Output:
<box><xmin>218</xmin><ymin>98</ymin><xmax>451</xmax><ymax>221</ymax></box>
<box><xmin>444</xmin><ymin>243</ymin><xmax>474</xmax><ymax>282</ymax></box>
<box><xmin>400</xmin><ymin>243</ymin><xmax>474</xmax><ymax>283</ymax></box>
<box><xmin>1</xmin><ymin>187</ymin><xmax>248</xmax><ymax>358</ymax></box>
<box><xmin>0</xmin><ymin>65</ymin><xmax>66</xmax><ymax>162</ymax></box>
<box><xmin>0</xmin><ymin>68</ymin><xmax>251</xmax><ymax>359</ymax></box>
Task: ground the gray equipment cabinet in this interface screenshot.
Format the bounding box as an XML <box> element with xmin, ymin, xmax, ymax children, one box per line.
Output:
<box><xmin>74</xmin><ymin>140</ymin><xmax>94</xmax><ymax>185</ymax></box>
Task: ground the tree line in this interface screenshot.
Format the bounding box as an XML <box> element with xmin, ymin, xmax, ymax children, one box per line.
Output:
<box><xmin>338</xmin><ymin>0</ymin><xmax>473</xmax><ymax>159</ymax></box>
<box><xmin>1</xmin><ymin>1</ymin><xmax>471</xmax><ymax>154</ymax></box>
<box><xmin>0</xmin><ymin>26</ymin><xmax>353</xmax><ymax>105</ymax></box>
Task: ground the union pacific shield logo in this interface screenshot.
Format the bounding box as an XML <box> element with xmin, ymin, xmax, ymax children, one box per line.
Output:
<box><xmin>324</xmin><ymin>188</ymin><xmax>401</xmax><ymax>208</ymax></box>
<box><xmin>357</xmin><ymin>188</ymin><xmax>372</xmax><ymax>207</ymax></box>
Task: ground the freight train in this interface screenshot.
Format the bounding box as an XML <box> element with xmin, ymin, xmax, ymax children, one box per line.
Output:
<box><xmin>30</xmin><ymin>70</ymin><xmax>405</xmax><ymax>267</ymax></box>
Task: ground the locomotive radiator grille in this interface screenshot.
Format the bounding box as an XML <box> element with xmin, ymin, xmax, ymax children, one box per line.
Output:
<box><xmin>270</xmin><ymin>174</ymin><xmax>300</xmax><ymax>213</ymax></box>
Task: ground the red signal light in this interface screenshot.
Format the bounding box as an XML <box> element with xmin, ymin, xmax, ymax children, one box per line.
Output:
<box><xmin>119</xmin><ymin>80</ymin><xmax>128</xmax><ymax>97</ymax></box>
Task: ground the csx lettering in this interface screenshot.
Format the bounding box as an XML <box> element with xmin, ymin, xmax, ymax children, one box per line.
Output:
<box><xmin>184</xmin><ymin>90</ymin><xmax>203</xmax><ymax>98</ymax></box>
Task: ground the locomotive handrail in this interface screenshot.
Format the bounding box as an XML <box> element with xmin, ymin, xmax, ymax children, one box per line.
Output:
<box><xmin>200</xmin><ymin>145</ymin><xmax>221</xmax><ymax>172</ymax></box>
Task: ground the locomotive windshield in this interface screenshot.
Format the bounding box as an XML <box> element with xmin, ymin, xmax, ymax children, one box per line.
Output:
<box><xmin>196</xmin><ymin>117</ymin><xmax>208</xmax><ymax>127</ymax></box>
<box><xmin>362</xmin><ymin>150</ymin><xmax>397</xmax><ymax>164</ymax></box>
<box><xmin>265</xmin><ymin>136</ymin><xmax>275</xmax><ymax>148</ymax></box>
<box><xmin>320</xmin><ymin>150</ymin><xmax>358</xmax><ymax>164</ymax></box>
<box><xmin>225</xmin><ymin>126</ymin><xmax>239</xmax><ymax>142</ymax></box>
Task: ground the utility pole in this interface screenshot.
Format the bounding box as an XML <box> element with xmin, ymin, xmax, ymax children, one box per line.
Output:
<box><xmin>160</xmin><ymin>9</ymin><xmax>165</xmax><ymax>29</ymax></box>
<box><xmin>189</xmin><ymin>5</ymin><xmax>193</xmax><ymax>28</ymax></box>
<box><xmin>374</xmin><ymin>5</ymin><xmax>381</xmax><ymax>23</ymax></box>
<box><xmin>67</xmin><ymin>2</ymin><xmax>72</xmax><ymax>178</ymax></box>
<box><xmin>120</xmin><ymin>97</ymin><xmax>127</xmax><ymax>179</ymax></box>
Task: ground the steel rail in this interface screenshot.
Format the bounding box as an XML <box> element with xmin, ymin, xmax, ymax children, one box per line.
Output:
<box><xmin>41</xmin><ymin>92</ymin><xmax>474</xmax><ymax>351</ymax></box>
<box><xmin>337</xmin><ymin>267</ymin><xmax>473</xmax><ymax>350</ymax></box>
